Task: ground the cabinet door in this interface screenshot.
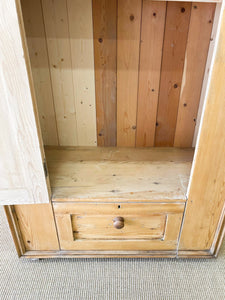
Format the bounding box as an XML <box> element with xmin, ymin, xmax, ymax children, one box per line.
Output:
<box><xmin>0</xmin><ymin>0</ymin><xmax>50</xmax><ymax>205</ymax></box>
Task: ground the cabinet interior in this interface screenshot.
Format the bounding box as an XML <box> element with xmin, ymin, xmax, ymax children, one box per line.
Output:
<box><xmin>20</xmin><ymin>0</ymin><xmax>218</xmax><ymax>202</ymax></box>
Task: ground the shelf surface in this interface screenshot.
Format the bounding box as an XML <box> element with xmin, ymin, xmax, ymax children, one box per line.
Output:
<box><xmin>45</xmin><ymin>147</ymin><xmax>194</xmax><ymax>202</ymax></box>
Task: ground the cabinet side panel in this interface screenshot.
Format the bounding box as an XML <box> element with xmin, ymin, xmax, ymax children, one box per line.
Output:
<box><xmin>14</xmin><ymin>204</ymin><xmax>59</xmax><ymax>251</ymax></box>
<box><xmin>179</xmin><ymin>4</ymin><xmax>225</xmax><ymax>251</ymax></box>
<box><xmin>174</xmin><ymin>2</ymin><xmax>215</xmax><ymax>147</ymax></box>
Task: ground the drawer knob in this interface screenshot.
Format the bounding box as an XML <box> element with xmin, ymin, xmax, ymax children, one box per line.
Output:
<box><xmin>113</xmin><ymin>217</ymin><xmax>124</xmax><ymax>229</ymax></box>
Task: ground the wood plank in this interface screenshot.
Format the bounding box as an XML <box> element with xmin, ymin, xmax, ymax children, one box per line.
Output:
<box><xmin>93</xmin><ymin>0</ymin><xmax>117</xmax><ymax>146</ymax></box>
<box><xmin>41</xmin><ymin>0</ymin><xmax>78</xmax><ymax>146</ymax></box>
<box><xmin>14</xmin><ymin>204</ymin><xmax>59</xmax><ymax>251</ymax></box>
<box><xmin>45</xmin><ymin>146</ymin><xmax>194</xmax><ymax>162</ymax></box>
<box><xmin>67</xmin><ymin>0</ymin><xmax>97</xmax><ymax>146</ymax></box>
<box><xmin>54</xmin><ymin>202</ymin><xmax>184</xmax><ymax>251</ymax></box>
<box><xmin>155</xmin><ymin>2</ymin><xmax>191</xmax><ymax>146</ymax></box>
<box><xmin>21</xmin><ymin>0</ymin><xmax>58</xmax><ymax>146</ymax></box>
<box><xmin>117</xmin><ymin>0</ymin><xmax>142</xmax><ymax>147</ymax></box>
<box><xmin>136</xmin><ymin>1</ymin><xmax>166</xmax><ymax>147</ymax></box>
<box><xmin>45</xmin><ymin>147</ymin><xmax>194</xmax><ymax>201</ymax></box>
<box><xmin>4</xmin><ymin>206</ymin><xmax>26</xmax><ymax>256</ymax></box>
<box><xmin>54</xmin><ymin>202</ymin><xmax>185</xmax><ymax>214</ymax></box>
<box><xmin>0</xmin><ymin>0</ymin><xmax>50</xmax><ymax>204</ymax></box>
<box><xmin>192</xmin><ymin>3</ymin><xmax>221</xmax><ymax>146</ymax></box>
<box><xmin>174</xmin><ymin>3</ymin><xmax>216</xmax><ymax>147</ymax></box>
<box><xmin>179</xmin><ymin>3</ymin><xmax>225</xmax><ymax>251</ymax></box>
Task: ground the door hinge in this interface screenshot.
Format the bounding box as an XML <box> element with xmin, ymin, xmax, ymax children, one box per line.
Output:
<box><xmin>43</xmin><ymin>159</ymin><xmax>48</xmax><ymax>178</ymax></box>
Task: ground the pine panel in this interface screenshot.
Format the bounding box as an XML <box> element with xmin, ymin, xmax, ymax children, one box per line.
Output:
<box><xmin>117</xmin><ymin>0</ymin><xmax>142</xmax><ymax>147</ymax></box>
<box><xmin>42</xmin><ymin>0</ymin><xmax>78</xmax><ymax>146</ymax></box>
<box><xmin>155</xmin><ymin>2</ymin><xmax>191</xmax><ymax>146</ymax></box>
<box><xmin>67</xmin><ymin>0</ymin><xmax>97</xmax><ymax>146</ymax></box>
<box><xmin>21</xmin><ymin>0</ymin><xmax>58</xmax><ymax>145</ymax></box>
<box><xmin>174</xmin><ymin>3</ymin><xmax>216</xmax><ymax>147</ymax></box>
<box><xmin>93</xmin><ymin>0</ymin><xmax>117</xmax><ymax>146</ymax></box>
<box><xmin>136</xmin><ymin>0</ymin><xmax>166</xmax><ymax>147</ymax></box>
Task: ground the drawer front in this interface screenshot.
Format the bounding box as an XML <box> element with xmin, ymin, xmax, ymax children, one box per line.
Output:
<box><xmin>53</xmin><ymin>202</ymin><xmax>185</xmax><ymax>251</ymax></box>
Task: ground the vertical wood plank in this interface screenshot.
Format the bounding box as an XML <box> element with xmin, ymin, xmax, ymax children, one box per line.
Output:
<box><xmin>155</xmin><ymin>2</ymin><xmax>191</xmax><ymax>146</ymax></box>
<box><xmin>192</xmin><ymin>3</ymin><xmax>221</xmax><ymax>147</ymax></box>
<box><xmin>117</xmin><ymin>0</ymin><xmax>142</xmax><ymax>147</ymax></box>
<box><xmin>174</xmin><ymin>3</ymin><xmax>216</xmax><ymax>147</ymax></box>
<box><xmin>67</xmin><ymin>0</ymin><xmax>97</xmax><ymax>146</ymax></box>
<box><xmin>179</xmin><ymin>4</ymin><xmax>225</xmax><ymax>251</ymax></box>
<box><xmin>21</xmin><ymin>0</ymin><xmax>58</xmax><ymax>146</ymax></box>
<box><xmin>93</xmin><ymin>0</ymin><xmax>117</xmax><ymax>147</ymax></box>
<box><xmin>42</xmin><ymin>0</ymin><xmax>78</xmax><ymax>146</ymax></box>
<box><xmin>136</xmin><ymin>0</ymin><xmax>166</xmax><ymax>147</ymax></box>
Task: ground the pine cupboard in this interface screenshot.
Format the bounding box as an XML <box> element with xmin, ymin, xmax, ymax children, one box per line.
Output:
<box><xmin>1</xmin><ymin>0</ymin><xmax>225</xmax><ymax>259</ymax></box>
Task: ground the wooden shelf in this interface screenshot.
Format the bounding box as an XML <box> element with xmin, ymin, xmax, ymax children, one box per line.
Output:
<box><xmin>45</xmin><ymin>147</ymin><xmax>194</xmax><ymax>202</ymax></box>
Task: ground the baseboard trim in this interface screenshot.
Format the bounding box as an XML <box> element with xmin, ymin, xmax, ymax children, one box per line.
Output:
<box><xmin>23</xmin><ymin>250</ymin><xmax>177</xmax><ymax>259</ymax></box>
<box><xmin>21</xmin><ymin>249</ymin><xmax>215</xmax><ymax>259</ymax></box>
<box><xmin>177</xmin><ymin>250</ymin><xmax>214</xmax><ymax>258</ymax></box>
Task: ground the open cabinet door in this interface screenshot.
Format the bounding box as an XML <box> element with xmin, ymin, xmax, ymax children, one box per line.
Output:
<box><xmin>0</xmin><ymin>0</ymin><xmax>50</xmax><ymax>205</ymax></box>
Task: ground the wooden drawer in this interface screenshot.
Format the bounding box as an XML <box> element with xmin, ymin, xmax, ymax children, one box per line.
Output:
<box><xmin>53</xmin><ymin>202</ymin><xmax>185</xmax><ymax>251</ymax></box>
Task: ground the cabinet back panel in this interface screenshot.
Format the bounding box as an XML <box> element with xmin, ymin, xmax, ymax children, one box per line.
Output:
<box><xmin>21</xmin><ymin>0</ymin><xmax>215</xmax><ymax>147</ymax></box>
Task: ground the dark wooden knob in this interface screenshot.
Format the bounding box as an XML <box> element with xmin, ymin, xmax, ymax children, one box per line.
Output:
<box><xmin>113</xmin><ymin>216</ymin><xmax>124</xmax><ymax>229</ymax></box>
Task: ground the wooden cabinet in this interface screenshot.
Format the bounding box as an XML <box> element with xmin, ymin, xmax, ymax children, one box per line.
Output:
<box><xmin>1</xmin><ymin>0</ymin><xmax>225</xmax><ymax>259</ymax></box>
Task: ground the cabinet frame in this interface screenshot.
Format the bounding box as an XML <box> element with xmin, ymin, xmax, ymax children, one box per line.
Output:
<box><xmin>2</xmin><ymin>0</ymin><xmax>225</xmax><ymax>258</ymax></box>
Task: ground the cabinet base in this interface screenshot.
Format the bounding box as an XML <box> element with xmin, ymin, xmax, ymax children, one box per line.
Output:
<box><xmin>21</xmin><ymin>250</ymin><xmax>214</xmax><ymax>259</ymax></box>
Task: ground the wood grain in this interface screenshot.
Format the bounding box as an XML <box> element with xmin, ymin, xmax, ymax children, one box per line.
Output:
<box><xmin>117</xmin><ymin>0</ymin><xmax>142</xmax><ymax>147</ymax></box>
<box><xmin>67</xmin><ymin>0</ymin><xmax>97</xmax><ymax>146</ymax></box>
<box><xmin>0</xmin><ymin>0</ymin><xmax>49</xmax><ymax>204</ymax></box>
<box><xmin>136</xmin><ymin>1</ymin><xmax>166</xmax><ymax>147</ymax></box>
<box><xmin>179</xmin><ymin>3</ymin><xmax>225</xmax><ymax>251</ymax></box>
<box><xmin>21</xmin><ymin>0</ymin><xmax>58</xmax><ymax>146</ymax></box>
<box><xmin>174</xmin><ymin>3</ymin><xmax>216</xmax><ymax>147</ymax></box>
<box><xmin>45</xmin><ymin>147</ymin><xmax>194</xmax><ymax>201</ymax></box>
<box><xmin>4</xmin><ymin>206</ymin><xmax>26</xmax><ymax>256</ymax></box>
<box><xmin>93</xmin><ymin>0</ymin><xmax>117</xmax><ymax>146</ymax></box>
<box><xmin>42</xmin><ymin>0</ymin><xmax>78</xmax><ymax>146</ymax></box>
<box><xmin>192</xmin><ymin>3</ymin><xmax>221</xmax><ymax>146</ymax></box>
<box><xmin>54</xmin><ymin>202</ymin><xmax>184</xmax><ymax>251</ymax></box>
<box><xmin>14</xmin><ymin>204</ymin><xmax>59</xmax><ymax>251</ymax></box>
<box><xmin>155</xmin><ymin>2</ymin><xmax>191</xmax><ymax>146</ymax></box>
<box><xmin>71</xmin><ymin>214</ymin><xmax>165</xmax><ymax>240</ymax></box>
<box><xmin>45</xmin><ymin>146</ymin><xmax>194</xmax><ymax>162</ymax></box>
